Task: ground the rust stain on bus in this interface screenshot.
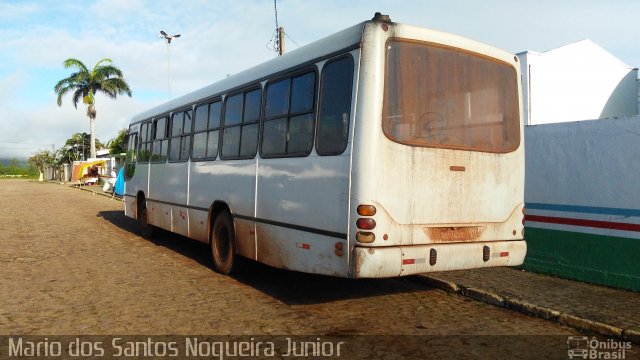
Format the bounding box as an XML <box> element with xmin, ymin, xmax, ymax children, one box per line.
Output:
<box><xmin>425</xmin><ymin>226</ymin><xmax>484</xmax><ymax>242</ymax></box>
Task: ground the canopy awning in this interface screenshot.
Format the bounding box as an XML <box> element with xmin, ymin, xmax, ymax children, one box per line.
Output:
<box><xmin>71</xmin><ymin>160</ymin><xmax>107</xmax><ymax>182</ymax></box>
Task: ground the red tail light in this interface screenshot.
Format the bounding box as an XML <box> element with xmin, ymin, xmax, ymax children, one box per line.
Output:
<box><xmin>356</xmin><ymin>218</ymin><xmax>376</xmax><ymax>230</ymax></box>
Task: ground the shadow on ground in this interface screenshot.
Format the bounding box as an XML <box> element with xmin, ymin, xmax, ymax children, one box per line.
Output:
<box><xmin>98</xmin><ymin>210</ymin><xmax>436</xmax><ymax>306</ymax></box>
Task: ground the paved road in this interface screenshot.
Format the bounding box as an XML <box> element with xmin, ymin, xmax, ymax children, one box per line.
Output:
<box><xmin>0</xmin><ymin>180</ymin><xmax>600</xmax><ymax>359</ymax></box>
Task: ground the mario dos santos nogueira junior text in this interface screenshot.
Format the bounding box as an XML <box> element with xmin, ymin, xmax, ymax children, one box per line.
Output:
<box><xmin>6</xmin><ymin>336</ymin><xmax>346</xmax><ymax>358</ymax></box>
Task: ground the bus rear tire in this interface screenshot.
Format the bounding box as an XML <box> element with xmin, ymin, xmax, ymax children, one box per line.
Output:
<box><xmin>211</xmin><ymin>211</ymin><xmax>237</xmax><ymax>274</ymax></box>
<box><xmin>138</xmin><ymin>203</ymin><xmax>155</xmax><ymax>239</ymax></box>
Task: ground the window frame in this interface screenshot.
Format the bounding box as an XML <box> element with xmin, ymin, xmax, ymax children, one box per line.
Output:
<box><xmin>168</xmin><ymin>107</ymin><xmax>193</xmax><ymax>163</ymax></box>
<box><xmin>260</xmin><ymin>67</ymin><xmax>318</xmax><ymax>159</ymax></box>
<box><xmin>191</xmin><ymin>99</ymin><xmax>223</xmax><ymax>162</ymax></box>
<box><xmin>315</xmin><ymin>55</ymin><xmax>354</xmax><ymax>156</ymax></box>
<box><xmin>126</xmin><ymin>130</ymin><xmax>138</xmax><ymax>164</ymax></box>
<box><xmin>381</xmin><ymin>38</ymin><xmax>521</xmax><ymax>154</ymax></box>
<box><xmin>150</xmin><ymin>115</ymin><xmax>170</xmax><ymax>163</ymax></box>
<box><xmin>220</xmin><ymin>86</ymin><xmax>262</xmax><ymax>160</ymax></box>
<box><xmin>137</xmin><ymin>120</ymin><xmax>153</xmax><ymax>163</ymax></box>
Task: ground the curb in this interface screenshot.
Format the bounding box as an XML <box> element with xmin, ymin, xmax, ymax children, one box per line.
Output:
<box><xmin>416</xmin><ymin>275</ymin><xmax>639</xmax><ymax>344</ymax></box>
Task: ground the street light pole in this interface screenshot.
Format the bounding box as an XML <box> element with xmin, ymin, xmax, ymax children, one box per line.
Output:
<box><xmin>159</xmin><ymin>30</ymin><xmax>181</xmax><ymax>100</ymax></box>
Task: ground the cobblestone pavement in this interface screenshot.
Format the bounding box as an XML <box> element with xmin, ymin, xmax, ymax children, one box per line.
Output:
<box><xmin>1</xmin><ymin>180</ymin><xmax>637</xmax><ymax>359</ymax></box>
<box><xmin>422</xmin><ymin>267</ymin><xmax>640</xmax><ymax>342</ymax></box>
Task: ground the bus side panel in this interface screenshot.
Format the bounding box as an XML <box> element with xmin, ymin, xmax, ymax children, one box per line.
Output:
<box><xmin>149</xmin><ymin>162</ymin><xmax>188</xmax><ymax>205</ymax></box>
<box><xmin>171</xmin><ymin>205</ymin><xmax>189</xmax><ymax>237</ymax></box>
<box><xmin>149</xmin><ymin>202</ymin><xmax>171</xmax><ymax>231</ymax></box>
<box><xmin>124</xmin><ymin>162</ymin><xmax>149</xmax><ymax>218</ymax></box>
<box><xmin>148</xmin><ymin>162</ymin><xmax>188</xmax><ymax>232</ymax></box>
<box><xmin>255</xmin><ymin>223</ymin><xmax>349</xmax><ymax>277</ymax></box>
<box><xmin>234</xmin><ymin>218</ymin><xmax>256</xmax><ymax>260</ymax></box>
<box><xmin>188</xmin><ymin>208</ymin><xmax>209</xmax><ymax>244</ymax></box>
<box><xmin>255</xmin><ymin>155</ymin><xmax>350</xmax><ymax>274</ymax></box>
<box><xmin>189</xmin><ymin>160</ymin><xmax>257</xmax><ymax>251</ymax></box>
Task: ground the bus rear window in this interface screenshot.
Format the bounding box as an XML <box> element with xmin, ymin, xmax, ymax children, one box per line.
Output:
<box><xmin>382</xmin><ymin>39</ymin><xmax>520</xmax><ymax>153</ymax></box>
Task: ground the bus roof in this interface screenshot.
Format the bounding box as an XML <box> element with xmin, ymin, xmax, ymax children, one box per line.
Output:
<box><xmin>130</xmin><ymin>21</ymin><xmax>366</xmax><ymax>124</ymax></box>
<box><xmin>130</xmin><ymin>16</ymin><xmax>518</xmax><ymax>124</ymax></box>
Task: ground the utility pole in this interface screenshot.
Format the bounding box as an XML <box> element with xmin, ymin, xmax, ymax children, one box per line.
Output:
<box><xmin>278</xmin><ymin>26</ymin><xmax>285</xmax><ymax>56</ymax></box>
<box><xmin>274</xmin><ymin>0</ymin><xmax>284</xmax><ymax>56</ymax></box>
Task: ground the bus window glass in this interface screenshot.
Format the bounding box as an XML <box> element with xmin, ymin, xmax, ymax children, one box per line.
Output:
<box><xmin>138</xmin><ymin>122</ymin><xmax>151</xmax><ymax>162</ymax></box>
<box><xmin>194</xmin><ymin>105</ymin><xmax>209</xmax><ymax>132</ymax></box>
<box><xmin>206</xmin><ymin>130</ymin><xmax>219</xmax><ymax>158</ymax></box>
<box><xmin>180</xmin><ymin>136</ymin><xmax>191</xmax><ymax>160</ymax></box>
<box><xmin>126</xmin><ymin>131</ymin><xmax>137</xmax><ymax>163</ymax></box>
<box><xmin>193</xmin><ymin>100</ymin><xmax>221</xmax><ymax>161</ymax></box>
<box><xmin>221</xmin><ymin>127</ymin><xmax>240</xmax><ymax>157</ymax></box>
<box><xmin>288</xmin><ymin>113</ymin><xmax>314</xmax><ymax>153</ymax></box>
<box><xmin>155</xmin><ymin>117</ymin><xmax>167</xmax><ymax>139</ymax></box>
<box><xmin>316</xmin><ymin>56</ymin><xmax>353</xmax><ymax>155</ymax></box>
<box><xmin>152</xmin><ymin>117</ymin><xmax>168</xmax><ymax>162</ymax></box>
<box><xmin>140</xmin><ymin>123</ymin><xmax>148</xmax><ymax>142</ymax></box>
<box><xmin>265</xmin><ymin>79</ymin><xmax>290</xmax><ymax>118</ymax></box>
<box><xmin>169</xmin><ymin>139</ymin><xmax>180</xmax><ymax>160</ymax></box>
<box><xmin>244</xmin><ymin>89</ymin><xmax>262</xmax><ymax>122</ymax></box>
<box><xmin>262</xmin><ymin>118</ymin><xmax>287</xmax><ymax>154</ymax></box>
<box><xmin>169</xmin><ymin>110</ymin><xmax>191</xmax><ymax>161</ymax></box>
<box><xmin>192</xmin><ymin>132</ymin><xmax>207</xmax><ymax>159</ymax></box>
<box><xmin>183</xmin><ymin>110</ymin><xmax>192</xmax><ymax>134</ymax></box>
<box><xmin>261</xmin><ymin>70</ymin><xmax>316</xmax><ymax>158</ymax></box>
<box><xmin>172</xmin><ymin>112</ymin><xmax>184</xmax><ymax>135</ymax></box>
<box><xmin>224</xmin><ymin>94</ymin><xmax>243</xmax><ymax>126</ymax></box>
<box><xmin>382</xmin><ymin>39</ymin><xmax>520</xmax><ymax>153</ymax></box>
<box><xmin>290</xmin><ymin>72</ymin><xmax>315</xmax><ymax>114</ymax></box>
<box><xmin>239</xmin><ymin>123</ymin><xmax>258</xmax><ymax>156</ymax></box>
<box><xmin>209</xmin><ymin>101</ymin><xmax>221</xmax><ymax>129</ymax></box>
<box><xmin>221</xmin><ymin>89</ymin><xmax>260</xmax><ymax>159</ymax></box>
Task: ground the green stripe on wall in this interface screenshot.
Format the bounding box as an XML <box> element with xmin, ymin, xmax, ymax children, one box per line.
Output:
<box><xmin>524</xmin><ymin>227</ymin><xmax>640</xmax><ymax>292</ymax></box>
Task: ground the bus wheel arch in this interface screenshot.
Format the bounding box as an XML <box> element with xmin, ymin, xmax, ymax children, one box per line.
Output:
<box><xmin>209</xmin><ymin>202</ymin><xmax>237</xmax><ymax>274</ymax></box>
<box><xmin>136</xmin><ymin>192</ymin><xmax>155</xmax><ymax>239</ymax></box>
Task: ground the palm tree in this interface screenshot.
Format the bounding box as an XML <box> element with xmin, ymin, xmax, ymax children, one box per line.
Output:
<box><xmin>54</xmin><ymin>58</ymin><xmax>132</xmax><ymax>159</ymax></box>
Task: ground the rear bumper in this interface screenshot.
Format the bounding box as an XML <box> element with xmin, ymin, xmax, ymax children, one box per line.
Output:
<box><xmin>352</xmin><ymin>240</ymin><xmax>526</xmax><ymax>278</ymax></box>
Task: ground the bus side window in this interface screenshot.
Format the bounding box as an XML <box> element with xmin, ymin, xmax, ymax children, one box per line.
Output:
<box><xmin>192</xmin><ymin>101</ymin><xmax>221</xmax><ymax>161</ymax></box>
<box><xmin>169</xmin><ymin>110</ymin><xmax>192</xmax><ymax>162</ymax></box>
<box><xmin>221</xmin><ymin>88</ymin><xmax>261</xmax><ymax>159</ymax></box>
<box><xmin>138</xmin><ymin>122</ymin><xmax>151</xmax><ymax>162</ymax></box>
<box><xmin>151</xmin><ymin>116</ymin><xmax>169</xmax><ymax>162</ymax></box>
<box><xmin>126</xmin><ymin>131</ymin><xmax>138</xmax><ymax>164</ymax></box>
<box><xmin>261</xmin><ymin>70</ymin><xmax>316</xmax><ymax>158</ymax></box>
<box><xmin>316</xmin><ymin>56</ymin><xmax>354</xmax><ymax>156</ymax></box>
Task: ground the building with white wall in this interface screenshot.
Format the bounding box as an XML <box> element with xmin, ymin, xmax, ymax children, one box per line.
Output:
<box><xmin>517</xmin><ymin>39</ymin><xmax>638</xmax><ymax>125</ymax></box>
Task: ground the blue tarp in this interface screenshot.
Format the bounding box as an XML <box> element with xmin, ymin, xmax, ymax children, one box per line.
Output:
<box><xmin>114</xmin><ymin>167</ymin><xmax>124</xmax><ymax>196</ymax></box>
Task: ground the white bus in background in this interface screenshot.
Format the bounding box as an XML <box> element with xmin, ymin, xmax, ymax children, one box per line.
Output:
<box><xmin>123</xmin><ymin>13</ymin><xmax>526</xmax><ymax>278</ymax></box>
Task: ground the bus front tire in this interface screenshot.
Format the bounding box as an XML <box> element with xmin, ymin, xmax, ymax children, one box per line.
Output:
<box><xmin>138</xmin><ymin>205</ymin><xmax>155</xmax><ymax>239</ymax></box>
<box><xmin>211</xmin><ymin>211</ymin><xmax>237</xmax><ymax>275</ymax></box>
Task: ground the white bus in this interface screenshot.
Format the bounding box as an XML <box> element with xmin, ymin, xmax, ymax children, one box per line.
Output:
<box><xmin>123</xmin><ymin>13</ymin><xmax>526</xmax><ymax>278</ymax></box>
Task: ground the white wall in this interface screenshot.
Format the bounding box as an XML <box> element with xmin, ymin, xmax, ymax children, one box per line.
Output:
<box><xmin>525</xmin><ymin>115</ymin><xmax>640</xmax><ymax>229</ymax></box>
<box><xmin>518</xmin><ymin>40</ymin><xmax>638</xmax><ymax>125</ymax></box>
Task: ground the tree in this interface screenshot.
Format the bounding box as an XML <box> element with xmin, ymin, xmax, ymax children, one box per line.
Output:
<box><xmin>59</xmin><ymin>133</ymin><xmax>89</xmax><ymax>163</ymax></box>
<box><xmin>54</xmin><ymin>58</ymin><xmax>132</xmax><ymax>159</ymax></box>
<box><xmin>107</xmin><ymin>128</ymin><xmax>128</xmax><ymax>155</ymax></box>
<box><xmin>28</xmin><ymin>150</ymin><xmax>55</xmax><ymax>182</ymax></box>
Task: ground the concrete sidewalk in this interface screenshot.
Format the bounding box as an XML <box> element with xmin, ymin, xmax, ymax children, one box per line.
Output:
<box><xmin>420</xmin><ymin>267</ymin><xmax>640</xmax><ymax>343</ymax></box>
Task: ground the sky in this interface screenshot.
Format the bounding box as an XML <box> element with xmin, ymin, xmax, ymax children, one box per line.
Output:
<box><xmin>0</xmin><ymin>0</ymin><xmax>638</xmax><ymax>159</ymax></box>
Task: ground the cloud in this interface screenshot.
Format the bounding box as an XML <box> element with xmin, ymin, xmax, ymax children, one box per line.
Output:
<box><xmin>0</xmin><ymin>0</ymin><xmax>638</xmax><ymax>159</ymax></box>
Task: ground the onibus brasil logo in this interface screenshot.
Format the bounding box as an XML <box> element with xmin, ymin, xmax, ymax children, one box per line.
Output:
<box><xmin>567</xmin><ymin>336</ymin><xmax>632</xmax><ymax>359</ymax></box>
